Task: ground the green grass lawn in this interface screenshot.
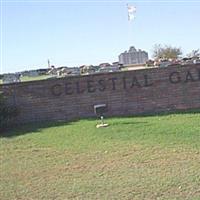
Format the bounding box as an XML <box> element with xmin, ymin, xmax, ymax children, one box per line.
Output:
<box><xmin>20</xmin><ymin>75</ymin><xmax>53</xmax><ymax>82</ymax></box>
<box><xmin>0</xmin><ymin>112</ymin><xmax>200</xmax><ymax>199</ymax></box>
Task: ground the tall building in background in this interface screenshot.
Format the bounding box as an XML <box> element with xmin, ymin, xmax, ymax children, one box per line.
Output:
<box><xmin>119</xmin><ymin>46</ymin><xmax>148</xmax><ymax>65</ymax></box>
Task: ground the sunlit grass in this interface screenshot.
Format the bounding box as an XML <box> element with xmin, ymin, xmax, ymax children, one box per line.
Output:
<box><xmin>21</xmin><ymin>75</ymin><xmax>53</xmax><ymax>82</ymax></box>
<box><xmin>0</xmin><ymin>112</ymin><xmax>200</xmax><ymax>199</ymax></box>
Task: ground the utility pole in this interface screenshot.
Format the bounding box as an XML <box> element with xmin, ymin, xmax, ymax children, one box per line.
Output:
<box><xmin>47</xmin><ymin>59</ymin><xmax>50</xmax><ymax>68</ymax></box>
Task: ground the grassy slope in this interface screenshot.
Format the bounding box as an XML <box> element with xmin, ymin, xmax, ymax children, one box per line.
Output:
<box><xmin>0</xmin><ymin>113</ymin><xmax>200</xmax><ymax>200</ymax></box>
<box><xmin>20</xmin><ymin>75</ymin><xmax>53</xmax><ymax>82</ymax></box>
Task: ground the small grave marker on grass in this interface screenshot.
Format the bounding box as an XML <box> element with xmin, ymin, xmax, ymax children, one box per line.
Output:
<box><xmin>94</xmin><ymin>104</ymin><xmax>109</xmax><ymax>128</ymax></box>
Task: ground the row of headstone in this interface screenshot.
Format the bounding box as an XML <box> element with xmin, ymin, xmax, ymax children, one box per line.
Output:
<box><xmin>2</xmin><ymin>74</ymin><xmax>21</xmax><ymax>84</ymax></box>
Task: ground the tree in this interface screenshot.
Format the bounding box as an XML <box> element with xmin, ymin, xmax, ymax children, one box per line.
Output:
<box><xmin>187</xmin><ymin>49</ymin><xmax>200</xmax><ymax>58</ymax></box>
<box><xmin>153</xmin><ymin>44</ymin><xmax>182</xmax><ymax>60</ymax></box>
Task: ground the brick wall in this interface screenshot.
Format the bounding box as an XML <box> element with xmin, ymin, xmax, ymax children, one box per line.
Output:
<box><xmin>1</xmin><ymin>64</ymin><xmax>200</xmax><ymax>124</ymax></box>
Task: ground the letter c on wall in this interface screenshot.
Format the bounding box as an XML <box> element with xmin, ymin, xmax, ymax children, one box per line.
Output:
<box><xmin>51</xmin><ymin>84</ymin><xmax>62</xmax><ymax>96</ymax></box>
<box><xmin>169</xmin><ymin>72</ymin><xmax>181</xmax><ymax>84</ymax></box>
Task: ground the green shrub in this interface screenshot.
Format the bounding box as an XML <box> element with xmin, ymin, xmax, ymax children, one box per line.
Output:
<box><xmin>0</xmin><ymin>92</ymin><xmax>18</xmax><ymax>130</ymax></box>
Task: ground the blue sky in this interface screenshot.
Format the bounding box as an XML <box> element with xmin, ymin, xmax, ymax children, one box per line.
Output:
<box><xmin>1</xmin><ymin>0</ymin><xmax>200</xmax><ymax>73</ymax></box>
